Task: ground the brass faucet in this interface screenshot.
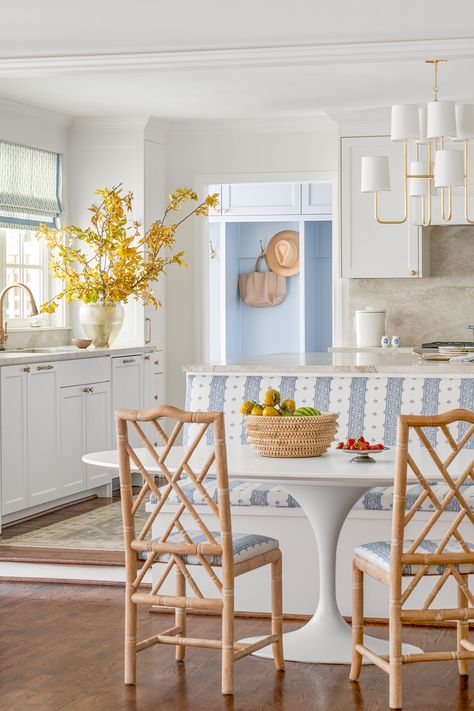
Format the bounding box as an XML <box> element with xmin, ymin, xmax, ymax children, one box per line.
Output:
<box><xmin>0</xmin><ymin>283</ymin><xmax>39</xmax><ymax>350</ymax></box>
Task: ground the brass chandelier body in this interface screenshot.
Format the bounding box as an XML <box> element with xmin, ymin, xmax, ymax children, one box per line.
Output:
<box><xmin>363</xmin><ymin>60</ymin><xmax>474</xmax><ymax>226</ymax></box>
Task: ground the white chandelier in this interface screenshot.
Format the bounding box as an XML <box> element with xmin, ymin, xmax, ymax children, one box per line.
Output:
<box><xmin>361</xmin><ymin>60</ymin><xmax>474</xmax><ymax>225</ymax></box>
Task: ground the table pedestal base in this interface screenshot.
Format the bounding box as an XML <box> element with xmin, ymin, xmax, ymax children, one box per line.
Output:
<box><xmin>242</xmin><ymin>481</ymin><xmax>422</xmax><ymax>664</ymax></box>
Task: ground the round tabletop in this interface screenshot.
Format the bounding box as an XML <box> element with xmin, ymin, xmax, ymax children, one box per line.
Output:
<box><xmin>82</xmin><ymin>443</ymin><xmax>465</xmax><ymax>487</ymax></box>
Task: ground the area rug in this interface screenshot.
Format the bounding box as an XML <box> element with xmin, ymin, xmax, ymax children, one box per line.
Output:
<box><xmin>0</xmin><ymin>501</ymin><xmax>148</xmax><ymax>552</ymax></box>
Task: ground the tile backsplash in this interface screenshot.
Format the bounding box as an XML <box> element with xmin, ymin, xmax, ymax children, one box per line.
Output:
<box><xmin>348</xmin><ymin>225</ymin><xmax>474</xmax><ymax>346</ymax></box>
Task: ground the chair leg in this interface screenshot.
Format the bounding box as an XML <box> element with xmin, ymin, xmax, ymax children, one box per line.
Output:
<box><xmin>389</xmin><ymin>591</ymin><xmax>403</xmax><ymax>710</ymax></box>
<box><xmin>175</xmin><ymin>569</ymin><xmax>186</xmax><ymax>662</ymax></box>
<box><xmin>221</xmin><ymin>585</ymin><xmax>234</xmax><ymax>695</ymax></box>
<box><xmin>271</xmin><ymin>553</ymin><xmax>285</xmax><ymax>671</ymax></box>
<box><xmin>457</xmin><ymin>574</ymin><xmax>469</xmax><ymax>676</ymax></box>
<box><xmin>350</xmin><ymin>561</ymin><xmax>364</xmax><ymax>681</ymax></box>
<box><xmin>124</xmin><ymin>583</ymin><xmax>137</xmax><ymax>685</ymax></box>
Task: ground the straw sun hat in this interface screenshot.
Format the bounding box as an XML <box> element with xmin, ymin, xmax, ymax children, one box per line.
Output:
<box><xmin>265</xmin><ymin>230</ymin><xmax>299</xmax><ymax>277</ymax></box>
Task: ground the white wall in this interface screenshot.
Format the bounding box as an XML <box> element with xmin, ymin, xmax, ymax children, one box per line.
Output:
<box><xmin>165</xmin><ymin>117</ymin><xmax>338</xmax><ymax>407</ymax></box>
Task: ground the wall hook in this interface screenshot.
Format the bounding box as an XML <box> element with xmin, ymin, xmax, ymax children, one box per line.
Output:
<box><xmin>259</xmin><ymin>240</ymin><xmax>266</xmax><ymax>256</ymax></box>
<box><xmin>209</xmin><ymin>241</ymin><xmax>217</xmax><ymax>259</ymax></box>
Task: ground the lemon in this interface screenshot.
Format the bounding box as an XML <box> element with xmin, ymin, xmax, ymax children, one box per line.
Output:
<box><xmin>262</xmin><ymin>405</ymin><xmax>281</xmax><ymax>416</ymax></box>
<box><xmin>250</xmin><ymin>404</ymin><xmax>264</xmax><ymax>416</ymax></box>
<box><xmin>264</xmin><ymin>389</ymin><xmax>280</xmax><ymax>406</ymax></box>
<box><xmin>240</xmin><ymin>401</ymin><xmax>256</xmax><ymax>415</ymax></box>
<box><xmin>281</xmin><ymin>399</ymin><xmax>296</xmax><ymax>414</ymax></box>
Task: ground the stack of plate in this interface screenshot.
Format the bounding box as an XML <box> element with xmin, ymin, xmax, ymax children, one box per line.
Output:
<box><xmin>438</xmin><ymin>346</ymin><xmax>468</xmax><ymax>356</ymax></box>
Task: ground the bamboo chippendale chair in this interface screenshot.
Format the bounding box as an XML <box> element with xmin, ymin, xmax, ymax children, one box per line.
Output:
<box><xmin>350</xmin><ymin>409</ymin><xmax>474</xmax><ymax>709</ymax></box>
<box><xmin>116</xmin><ymin>404</ymin><xmax>284</xmax><ymax>696</ymax></box>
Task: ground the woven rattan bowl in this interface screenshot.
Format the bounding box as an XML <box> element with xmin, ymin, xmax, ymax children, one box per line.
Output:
<box><xmin>244</xmin><ymin>412</ymin><xmax>339</xmax><ymax>458</ymax></box>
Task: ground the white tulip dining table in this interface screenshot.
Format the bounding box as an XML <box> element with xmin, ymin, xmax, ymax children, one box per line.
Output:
<box><xmin>83</xmin><ymin>443</ymin><xmax>465</xmax><ymax>665</ymax></box>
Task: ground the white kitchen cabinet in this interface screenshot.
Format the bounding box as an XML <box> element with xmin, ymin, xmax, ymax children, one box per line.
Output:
<box><xmin>1</xmin><ymin>362</ymin><xmax>58</xmax><ymax>514</ymax></box>
<box><xmin>85</xmin><ymin>382</ymin><xmax>112</xmax><ymax>487</ymax></box>
<box><xmin>302</xmin><ymin>183</ymin><xmax>332</xmax><ymax>217</ymax></box>
<box><xmin>1</xmin><ymin>365</ymin><xmax>28</xmax><ymax>514</ymax></box>
<box><xmin>59</xmin><ymin>385</ymin><xmax>87</xmax><ymax>495</ymax></box>
<box><xmin>59</xmin><ymin>381</ymin><xmax>111</xmax><ymax>494</ymax></box>
<box><xmin>341</xmin><ymin>135</ymin><xmax>428</xmax><ymax>278</ymax></box>
<box><xmin>27</xmin><ymin>364</ymin><xmax>59</xmax><ymax>507</ymax></box>
<box><xmin>112</xmin><ymin>354</ymin><xmax>144</xmax><ymax>446</ymax></box>
<box><xmin>221</xmin><ymin>183</ymin><xmax>302</xmax><ymax>215</ymax></box>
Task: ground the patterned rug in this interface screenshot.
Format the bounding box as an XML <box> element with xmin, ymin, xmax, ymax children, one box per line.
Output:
<box><xmin>0</xmin><ymin>502</ymin><xmax>148</xmax><ymax>551</ymax></box>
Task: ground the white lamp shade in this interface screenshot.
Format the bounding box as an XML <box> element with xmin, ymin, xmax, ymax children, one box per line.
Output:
<box><xmin>434</xmin><ymin>149</ymin><xmax>464</xmax><ymax>187</ymax></box>
<box><xmin>418</xmin><ymin>107</ymin><xmax>427</xmax><ymax>143</ymax></box>
<box><xmin>361</xmin><ymin>156</ymin><xmax>391</xmax><ymax>192</ymax></box>
<box><xmin>391</xmin><ymin>104</ymin><xmax>420</xmax><ymax>141</ymax></box>
<box><xmin>427</xmin><ymin>101</ymin><xmax>456</xmax><ymax>139</ymax></box>
<box><xmin>409</xmin><ymin>161</ymin><xmax>430</xmax><ymax>196</ymax></box>
<box><xmin>455</xmin><ymin>104</ymin><xmax>474</xmax><ymax>139</ymax></box>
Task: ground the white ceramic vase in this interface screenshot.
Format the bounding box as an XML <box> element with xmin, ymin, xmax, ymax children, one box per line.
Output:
<box><xmin>79</xmin><ymin>302</ymin><xmax>125</xmax><ymax>349</ymax></box>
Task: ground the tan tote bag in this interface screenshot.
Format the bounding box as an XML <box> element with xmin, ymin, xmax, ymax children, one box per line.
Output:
<box><xmin>238</xmin><ymin>254</ymin><xmax>286</xmax><ymax>308</ymax></box>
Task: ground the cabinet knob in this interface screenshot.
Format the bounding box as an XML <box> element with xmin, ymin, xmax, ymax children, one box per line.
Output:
<box><xmin>23</xmin><ymin>366</ymin><xmax>30</xmax><ymax>373</ymax></box>
<box><xmin>154</xmin><ymin>395</ymin><xmax>158</xmax><ymax>401</ymax></box>
<box><xmin>154</xmin><ymin>360</ymin><xmax>159</xmax><ymax>366</ymax></box>
<box><xmin>410</xmin><ymin>269</ymin><xmax>417</xmax><ymax>277</ymax></box>
<box><xmin>144</xmin><ymin>355</ymin><xmax>150</xmax><ymax>361</ymax></box>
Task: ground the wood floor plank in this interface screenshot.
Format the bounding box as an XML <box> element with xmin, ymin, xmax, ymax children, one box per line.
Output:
<box><xmin>0</xmin><ymin>581</ymin><xmax>473</xmax><ymax>711</ymax></box>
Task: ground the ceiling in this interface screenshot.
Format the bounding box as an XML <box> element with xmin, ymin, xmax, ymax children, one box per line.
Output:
<box><xmin>1</xmin><ymin>0</ymin><xmax>474</xmax><ymax>120</ymax></box>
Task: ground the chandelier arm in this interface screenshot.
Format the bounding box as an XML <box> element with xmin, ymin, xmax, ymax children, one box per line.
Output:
<box><xmin>422</xmin><ymin>141</ymin><xmax>433</xmax><ymax>226</ymax></box>
<box><xmin>374</xmin><ymin>139</ymin><xmax>408</xmax><ymax>225</ymax></box>
<box><xmin>464</xmin><ymin>139</ymin><xmax>474</xmax><ymax>224</ymax></box>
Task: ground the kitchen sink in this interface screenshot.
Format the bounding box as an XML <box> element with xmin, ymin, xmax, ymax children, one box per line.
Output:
<box><xmin>6</xmin><ymin>347</ymin><xmax>71</xmax><ymax>353</ymax></box>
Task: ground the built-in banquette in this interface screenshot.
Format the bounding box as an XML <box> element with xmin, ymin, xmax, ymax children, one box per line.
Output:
<box><xmin>151</xmin><ymin>363</ymin><xmax>474</xmax><ymax>619</ymax></box>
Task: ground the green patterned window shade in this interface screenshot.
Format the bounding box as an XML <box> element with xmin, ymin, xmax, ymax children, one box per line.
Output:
<box><xmin>0</xmin><ymin>140</ymin><xmax>62</xmax><ymax>230</ymax></box>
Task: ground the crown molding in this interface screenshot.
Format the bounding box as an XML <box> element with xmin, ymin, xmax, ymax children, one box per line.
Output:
<box><xmin>0</xmin><ymin>96</ymin><xmax>72</xmax><ymax>125</ymax></box>
<box><xmin>1</xmin><ymin>37</ymin><xmax>474</xmax><ymax>75</ymax></box>
<box><xmin>71</xmin><ymin>116</ymin><xmax>150</xmax><ymax>131</ymax></box>
<box><xmin>328</xmin><ymin>107</ymin><xmax>391</xmax><ymax>136</ymax></box>
<box><xmin>168</xmin><ymin>114</ymin><xmax>336</xmax><ymax>136</ymax></box>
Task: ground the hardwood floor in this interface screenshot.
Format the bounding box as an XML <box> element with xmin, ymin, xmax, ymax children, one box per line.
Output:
<box><xmin>1</xmin><ymin>581</ymin><xmax>473</xmax><ymax>711</ymax></box>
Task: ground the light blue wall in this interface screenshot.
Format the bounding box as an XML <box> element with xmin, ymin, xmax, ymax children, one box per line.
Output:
<box><xmin>237</xmin><ymin>221</ymin><xmax>300</xmax><ymax>358</ymax></box>
<box><xmin>304</xmin><ymin>221</ymin><xmax>332</xmax><ymax>352</ymax></box>
<box><xmin>218</xmin><ymin>219</ymin><xmax>332</xmax><ymax>361</ymax></box>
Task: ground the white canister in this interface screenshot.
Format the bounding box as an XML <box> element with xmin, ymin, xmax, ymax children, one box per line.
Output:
<box><xmin>355</xmin><ymin>308</ymin><xmax>387</xmax><ymax>348</ymax></box>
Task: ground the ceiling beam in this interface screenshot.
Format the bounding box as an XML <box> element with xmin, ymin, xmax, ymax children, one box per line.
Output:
<box><xmin>0</xmin><ymin>37</ymin><xmax>474</xmax><ymax>76</ymax></box>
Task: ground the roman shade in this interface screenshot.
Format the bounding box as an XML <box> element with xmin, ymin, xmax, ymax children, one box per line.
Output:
<box><xmin>0</xmin><ymin>140</ymin><xmax>62</xmax><ymax>230</ymax></box>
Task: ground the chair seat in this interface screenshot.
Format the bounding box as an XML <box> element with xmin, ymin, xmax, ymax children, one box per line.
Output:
<box><xmin>355</xmin><ymin>539</ymin><xmax>474</xmax><ymax>576</ymax></box>
<box><xmin>144</xmin><ymin>530</ymin><xmax>279</xmax><ymax>566</ymax></box>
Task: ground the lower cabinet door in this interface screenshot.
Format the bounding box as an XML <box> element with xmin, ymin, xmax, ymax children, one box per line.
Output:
<box><xmin>59</xmin><ymin>385</ymin><xmax>87</xmax><ymax>495</ymax></box>
<box><xmin>86</xmin><ymin>381</ymin><xmax>112</xmax><ymax>488</ymax></box>
<box><xmin>27</xmin><ymin>366</ymin><xmax>60</xmax><ymax>507</ymax></box>
<box><xmin>1</xmin><ymin>367</ymin><xmax>28</xmax><ymax>514</ymax></box>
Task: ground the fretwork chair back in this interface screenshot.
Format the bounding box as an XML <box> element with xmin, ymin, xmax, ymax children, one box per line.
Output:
<box><xmin>350</xmin><ymin>408</ymin><xmax>474</xmax><ymax>709</ymax></box>
<box><xmin>116</xmin><ymin>404</ymin><xmax>284</xmax><ymax>696</ymax></box>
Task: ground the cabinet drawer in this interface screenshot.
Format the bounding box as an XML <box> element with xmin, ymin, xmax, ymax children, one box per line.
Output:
<box><xmin>57</xmin><ymin>357</ymin><xmax>111</xmax><ymax>387</ymax></box>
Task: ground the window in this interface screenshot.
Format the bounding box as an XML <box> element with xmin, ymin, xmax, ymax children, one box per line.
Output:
<box><xmin>1</xmin><ymin>229</ymin><xmax>48</xmax><ymax>321</ymax></box>
<box><xmin>0</xmin><ymin>140</ymin><xmax>63</xmax><ymax>327</ymax></box>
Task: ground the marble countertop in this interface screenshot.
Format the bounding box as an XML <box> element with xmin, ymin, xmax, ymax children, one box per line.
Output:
<box><xmin>0</xmin><ymin>344</ymin><xmax>157</xmax><ymax>366</ymax></box>
<box><xmin>184</xmin><ymin>351</ymin><xmax>474</xmax><ymax>374</ymax></box>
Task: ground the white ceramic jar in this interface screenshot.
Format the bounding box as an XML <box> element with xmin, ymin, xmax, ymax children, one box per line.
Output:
<box><xmin>355</xmin><ymin>308</ymin><xmax>387</xmax><ymax>348</ymax></box>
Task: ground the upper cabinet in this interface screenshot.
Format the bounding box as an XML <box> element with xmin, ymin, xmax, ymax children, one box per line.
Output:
<box><xmin>302</xmin><ymin>183</ymin><xmax>332</xmax><ymax>216</ymax></box>
<box><xmin>340</xmin><ymin>136</ymin><xmax>428</xmax><ymax>278</ymax></box>
<box><xmin>222</xmin><ymin>183</ymin><xmax>302</xmax><ymax>215</ymax></box>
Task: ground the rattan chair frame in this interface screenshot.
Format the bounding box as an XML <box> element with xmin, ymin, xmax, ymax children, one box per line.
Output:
<box><xmin>349</xmin><ymin>408</ymin><xmax>474</xmax><ymax>709</ymax></box>
<box><xmin>116</xmin><ymin>404</ymin><xmax>284</xmax><ymax>696</ymax></box>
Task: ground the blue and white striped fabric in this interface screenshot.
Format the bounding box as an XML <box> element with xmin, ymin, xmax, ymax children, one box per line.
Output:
<box><xmin>184</xmin><ymin>373</ymin><xmax>474</xmax><ymax>448</ymax></box>
<box><xmin>149</xmin><ymin>530</ymin><xmax>279</xmax><ymax>566</ymax></box>
<box><xmin>355</xmin><ymin>539</ymin><xmax>474</xmax><ymax>575</ymax></box>
<box><xmin>149</xmin><ymin>479</ymin><xmax>474</xmax><ymax>512</ymax></box>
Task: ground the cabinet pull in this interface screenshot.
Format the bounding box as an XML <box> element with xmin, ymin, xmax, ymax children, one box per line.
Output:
<box><xmin>144</xmin><ymin>355</ymin><xmax>150</xmax><ymax>361</ymax></box>
<box><xmin>83</xmin><ymin>386</ymin><xmax>94</xmax><ymax>393</ymax></box>
<box><xmin>122</xmin><ymin>358</ymin><xmax>135</xmax><ymax>364</ymax></box>
<box><xmin>37</xmin><ymin>364</ymin><xmax>53</xmax><ymax>371</ymax></box>
<box><xmin>23</xmin><ymin>366</ymin><xmax>30</xmax><ymax>373</ymax></box>
<box><xmin>145</xmin><ymin>316</ymin><xmax>152</xmax><ymax>344</ymax></box>
<box><xmin>89</xmin><ymin>386</ymin><xmax>94</xmax><ymax>393</ymax></box>
<box><xmin>154</xmin><ymin>360</ymin><xmax>159</xmax><ymax>366</ymax></box>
